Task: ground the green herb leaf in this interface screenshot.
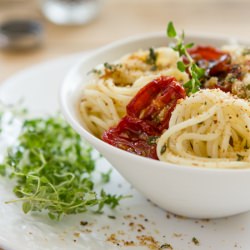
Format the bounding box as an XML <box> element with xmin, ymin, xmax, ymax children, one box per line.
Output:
<box><xmin>104</xmin><ymin>62</ymin><xmax>122</xmax><ymax>71</ymax></box>
<box><xmin>167</xmin><ymin>21</ymin><xmax>177</xmax><ymax>38</ymax></box>
<box><xmin>101</xmin><ymin>169</ymin><xmax>112</xmax><ymax>183</ymax></box>
<box><xmin>177</xmin><ymin>61</ymin><xmax>186</xmax><ymax>72</ymax></box>
<box><xmin>192</xmin><ymin>64</ymin><xmax>205</xmax><ymax>79</ymax></box>
<box><xmin>22</xmin><ymin>201</ymin><xmax>32</xmax><ymax>214</ymax></box>
<box><xmin>104</xmin><ymin>62</ymin><xmax>113</xmax><ymax>70</ymax></box>
<box><xmin>185</xmin><ymin>42</ymin><xmax>194</xmax><ymax>49</ymax></box>
<box><xmin>0</xmin><ymin>164</ymin><xmax>6</xmax><ymax>176</ymax></box>
<box><xmin>166</xmin><ymin>21</ymin><xmax>205</xmax><ymax>95</ymax></box>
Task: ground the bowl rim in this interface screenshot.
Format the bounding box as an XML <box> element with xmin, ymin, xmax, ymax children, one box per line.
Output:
<box><xmin>60</xmin><ymin>31</ymin><xmax>250</xmax><ymax>174</ymax></box>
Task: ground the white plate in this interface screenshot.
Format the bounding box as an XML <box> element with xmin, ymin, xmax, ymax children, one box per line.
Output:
<box><xmin>1</xmin><ymin>54</ymin><xmax>250</xmax><ymax>250</ymax></box>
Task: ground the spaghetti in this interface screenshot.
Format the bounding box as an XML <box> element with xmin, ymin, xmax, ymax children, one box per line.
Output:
<box><xmin>79</xmin><ymin>43</ymin><xmax>250</xmax><ymax>169</ymax></box>
<box><xmin>79</xmin><ymin>47</ymin><xmax>189</xmax><ymax>137</ymax></box>
<box><xmin>157</xmin><ymin>89</ymin><xmax>250</xmax><ymax>168</ymax></box>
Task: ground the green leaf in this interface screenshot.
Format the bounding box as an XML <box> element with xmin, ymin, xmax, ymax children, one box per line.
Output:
<box><xmin>0</xmin><ymin>164</ymin><xmax>6</xmax><ymax>176</ymax></box>
<box><xmin>48</xmin><ymin>212</ymin><xmax>56</xmax><ymax>220</ymax></box>
<box><xmin>22</xmin><ymin>201</ymin><xmax>32</xmax><ymax>214</ymax></box>
<box><xmin>195</xmin><ymin>66</ymin><xmax>205</xmax><ymax>79</ymax></box>
<box><xmin>184</xmin><ymin>79</ymin><xmax>201</xmax><ymax>95</ymax></box>
<box><xmin>101</xmin><ymin>169</ymin><xmax>112</xmax><ymax>183</ymax></box>
<box><xmin>40</xmin><ymin>176</ymin><xmax>49</xmax><ymax>184</ymax></box>
<box><xmin>181</xmin><ymin>30</ymin><xmax>185</xmax><ymax>40</ymax></box>
<box><xmin>183</xmin><ymin>80</ymin><xmax>192</xmax><ymax>88</ymax></box>
<box><xmin>185</xmin><ymin>42</ymin><xmax>194</xmax><ymax>49</ymax></box>
<box><xmin>167</xmin><ymin>21</ymin><xmax>177</xmax><ymax>38</ymax></box>
<box><xmin>177</xmin><ymin>61</ymin><xmax>186</xmax><ymax>72</ymax></box>
<box><xmin>166</xmin><ymin>21</ymin><xmax>203</xmax><ymax>95</ymax></box>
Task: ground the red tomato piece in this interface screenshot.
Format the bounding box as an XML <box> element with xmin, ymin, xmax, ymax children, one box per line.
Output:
<box><xmin>103</xmin><ymin>116</ymin><xmax>159</xmax><ymax>159</ymax></box>
<box><xmin>127</xmin><ymin>76</ymin><xmax>186</xmax><ymax>131</ymax></box>
<box><xmin>188</xmin><ymin>46</ymin><xmax>229</xmax><ymax>61</ymax></box>
<box><xmin>187</xmin><ymin>46</ymin><xmax>236</xmax><ymax>92</ymax></box>
<box><xmin>188</xmin><ymin>46</ymin><xmax>231</xmax><ymax>76</ymax></box>
<box><xmin>102</xmin><ymin>76</ymin><xmax>186</xmax><ymax>159</ymax></box>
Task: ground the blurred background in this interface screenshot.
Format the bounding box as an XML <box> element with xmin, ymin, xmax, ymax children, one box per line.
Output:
<box><xmin>0</xmin><ymin>0</ymin><xmax>249</xmax><ymax>82</ymax></box>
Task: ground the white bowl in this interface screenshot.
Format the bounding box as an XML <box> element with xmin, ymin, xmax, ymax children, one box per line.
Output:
<box><xmin>60</xmin><ymin>32</ymin><xmax>250</xmax><ymax>219</ymax></box>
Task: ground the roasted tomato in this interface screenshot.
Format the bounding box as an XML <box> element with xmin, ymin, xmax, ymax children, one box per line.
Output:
<box><xmin>127</xmin><ymin>76</ymin><xmax>186</xmax><ymax>131</ymax></box>
<box><xmin>188</xmin><ymin>46</ymin><xmax>229</xmax><ymax>61</ymax></box>
<box><xmin>188</xmin><ymin>46</ymin><xmax>231</xmax><ymax>76</ymax></box>
<box><xmin>187</xmin><ymin>46</ymin><xmax>236</xmax><ymax>92</ymax></box>
<box><xmin>103</xmin><ymin>116</ymin><xmax>159</xmax><ymax>159</ymax></box>
<box><xmin>102</xmin><ymin>76</ymin><xmax>186</xmax><ymax>159</ymax></box>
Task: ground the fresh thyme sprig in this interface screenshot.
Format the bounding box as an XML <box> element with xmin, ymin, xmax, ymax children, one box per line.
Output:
<box><xmin>0</xmin><ymin>115</ymin><xmax>126</xmax><ymax>220</ymax></box>
<box><xmin>167</xmin><ymin>21</ymin><xmax>205</xmax><ymax>95</ymax></box>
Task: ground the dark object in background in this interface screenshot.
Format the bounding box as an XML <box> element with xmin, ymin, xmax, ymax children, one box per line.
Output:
<box><xmin>0</xmin><ymin>19</ymin><xmax>43</xmax><ymax>51</ymax></box>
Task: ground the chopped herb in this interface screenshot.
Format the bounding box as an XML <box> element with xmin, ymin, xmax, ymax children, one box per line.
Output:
<box><xmin>1</xmin><ymin>115</ymin><xmax>126</xmax><ymax>220</ymax></box>
<box><xmin>104</xmin><ymin>62</ymin><xmax>113</xmax><ymax>70</ymax></box>
<box><xmin>147</xmin><ymin>136</ymin><xmax>159</xmax><ymax>145</ymax></box>
<box><xmin>80</xmin><ymin>221</ymin><xmax>88</xmax><ymax>226</ymax></box>
<box><xmin>88</xmin><ymin>68</ymin><xmax>102</xmax><ymax>76</ymax></box>
<box><xmin>160</xmin><ymin>243</ymin><xmax>173</xmax><ymax>249</ymax></box>
<box><xmin>160</xmin><ymin>145</ymin><xmax>167</xmax><ymax>154</ymax></box>
<box><xmin>108</xmin><ymin>215</ymin><xmax>116</xmax><ymax>219</ymax></box>
<box><xmin>146</xmin><ymin>47</ymin><xmax>158</xmax><ymax>70</ymax></box>
<box><xmin>237</xmin><ymin>154</ymin><xmax>244</xmax><ymax>161</ymax></box>
<box><xmin>166</xmin><ymin>22</ymin><xmax>205</xmax><ymax>95</ymax></box>
<box><xmin>104</xmin><ymin>62</ymin><xmax>122</xmax><ymax>71</ymax></box>
<box><xmin>101</xmin><ymin>169</ymin><xmax>112</xmax><ymax>183</ymax></box>
<box><xmin>192</xmin><ymin>237</ymin><xmax>200</xmax><ymax>245</ymax></box>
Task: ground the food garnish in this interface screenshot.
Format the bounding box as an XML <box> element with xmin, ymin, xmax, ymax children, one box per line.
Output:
<box><xmin>146</xmin><ymin>47</ymin><xmax>158</xmax><ymax>70</ymax></box>
<box><xmin>0</xmin><ymin>111</ymin><xmax>125</xmax><ymax>220</ymax></box>
<box><xmin>167</xmin><ymin>21</ymin><xmax>205</xmax><ymax>95</ymax></box>
<box><xmin>192</xmin><ymin>237</ymin><xmax>200</xmax><ymax>245</ymax></box>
